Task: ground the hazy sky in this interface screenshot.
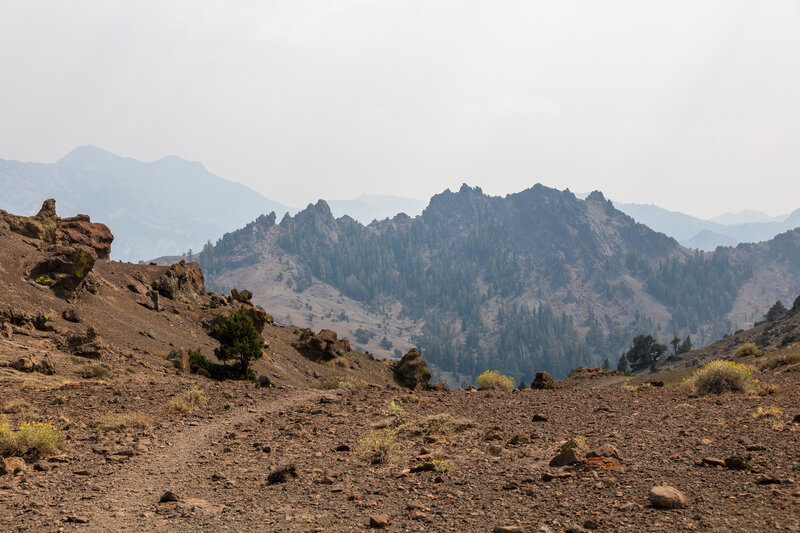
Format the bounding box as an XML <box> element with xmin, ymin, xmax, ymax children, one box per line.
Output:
<box><xmin>1</xmin><ymin>1</ymin><xmax>799</xmax><ymax>217</ymax></box>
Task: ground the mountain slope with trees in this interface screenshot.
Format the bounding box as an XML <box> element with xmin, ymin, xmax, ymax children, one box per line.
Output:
<box><xmin>197</xmin><ymin>184</ymin><xmax>800</xmax><ymax>386</ymax></box>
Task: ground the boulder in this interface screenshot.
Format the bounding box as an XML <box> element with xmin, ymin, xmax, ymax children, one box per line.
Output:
<box><xmin>9</xmin><ymin>355</ymin><xmax>55</xmax><ymax>375</ymax></box>
<box><xmin>0</xmin><ymin>457</ymin><xmax>26</xmax><ymax>476</ymax></box>
<box><xmin>293</xmin><ymin>328</ymin><xmax>351</xmax><ymax>361</ymax></box>
<box><xmin>549</xmin><ymin>436</ymin><xmax>589</xmax><ymax>467</ymax></box>
<box><xmin>153</xmin><ymin>260</ymin><xmax>206</xmax><ymax>303</ymax></box>
<box><xmin>29</xmin><ymin>245</ymin><xmax>97</xmax><ymax>299</ymax></box>
<box><xmin>67</xmin><ymin>327</ymin><xmax>104</xmax><ymax>358</ymax></box>
<box><xmin>649</xmin><ymin>485</ymin><xmax>687</xmax><ymax>509</ymax></box>
<box><xmin>230</xmin><ymin>288</ymin><xmax>253</xmax><ymax>304</ymax></box>
<box><xmin>267</xmin><ymin>464</ymin><xmax>297</xmax><ymax>484</ymax></box>
<box><xmin>167</xmin><ymin>348</ymin><xmax>190</xmax><ymax>373</ymax></box>
<box><xmin>393</xmin><ymin>348</ymin><xmax>432</xmax><ymax>390</ymax></box>
<box><xmin>532</xmin><ymin>371</ymin><xmax>555</xmax><ymax>390</ymax></box>
<box><xmin>62</xmin><ymin>308</ymin><xmax>81</xmax><ymax>323</ymax></box>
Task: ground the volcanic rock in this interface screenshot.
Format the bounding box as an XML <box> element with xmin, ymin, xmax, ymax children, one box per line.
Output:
<box><xmin>393</xmin><ymin>348</ymin><xmax>432</xmax><ymax>390</ymax></box>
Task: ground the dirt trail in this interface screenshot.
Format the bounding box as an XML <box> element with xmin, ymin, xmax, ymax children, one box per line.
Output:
<box><xmin>75</xmin><ymin>388</ymin><xmax>321</xmax><ymax>532</ymax></box>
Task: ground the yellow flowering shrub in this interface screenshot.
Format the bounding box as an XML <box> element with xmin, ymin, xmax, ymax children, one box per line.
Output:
<box><xmin>0</xmin><ymin>415</ymin><xmax>67</xmax><ymax>459</ymax></box>
<box><xmin>682</xmin><ymin>359</ymin><xmax>754</xmax><ymax>396</ymax></box>
<box><xmin>476</xmin><ymin>370</ymin><xmax>516</xmax><ymax>391</ymax></box>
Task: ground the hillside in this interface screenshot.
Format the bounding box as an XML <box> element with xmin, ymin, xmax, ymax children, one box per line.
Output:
<box><xmin>197</xmin><ymin>184</ymin><xmax>800</xmax><ymax>387</ymax></box>
<box><xmin>0</xmin><ymin>146</ymin><xmax>292</xmax><ymax>262</ymax></box>
<box><xmin>0</xmin><ymin>200</ymin><xmax>410</xmax><ymax>392</ymax></box>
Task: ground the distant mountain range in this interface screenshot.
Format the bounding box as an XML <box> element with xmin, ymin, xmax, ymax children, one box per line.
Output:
<box><xmin>612</xmin><ymin>202</ymin><xmax>800</xmax><ymax>250</ymax></box>
<box><xmin>196</xmin><ymin>184</ymin><xmax>800</xmax><ymax>386</ymax></box>
<box><xmin>0</xmin><ymin>146</ymin><xmax>293</xmax><ymax>261</ymax></box>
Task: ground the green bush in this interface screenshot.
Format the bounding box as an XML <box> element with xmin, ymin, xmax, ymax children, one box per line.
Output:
<box><xmin>1</xmin><ymin>415</ymin><xmax>67</xmax><ymax>460</ymax></box>
<box><xmin>212</xmin><ymin>308</ymin><xmax>263</xmax><ymax>375</ymax></box>
<box><xmin>476</xmin><ymin>370</ymin><xmax>515</xmax><ymax>391</ymax></box>
<box><xmin>357</xmin><ymin>429</ymin><xmax>400</xmax><ymax>465</ymax></box>
<box><xmin>682</xmin><ymin>360</ymin><xmax>754</xmax><ymax>396</ymax></box>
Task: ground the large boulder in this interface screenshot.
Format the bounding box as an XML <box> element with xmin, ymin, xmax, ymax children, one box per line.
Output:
<box><xmin>531</xmin><ymin>371</ymin><xmax>555</xmax><ymax>390</ymax></box>
<box><xmin>29</xmin><ymin>245</ymin><xmax>97</xmax><ymax>299</ymax></box>
<box><xmin>67</xmin><ymin>327</ymin><xmax>104</xmax><ymax>359</ymax></box>
<box><xmin>293</xmin><ymin>328</ymin><xmax>351</xmax><ymax>361</ymax></box>
<box><xmin>393</xmin><ymin>348</ymin><xmax>431</xmax><ymax>390</ymax></box>
<box><xmin>6</xmin><ymin>355</ymin><xmax>55</xmax><ymax>375</ymax></box>
<box><xmin>153</xmin><ymin>260</ymin><xmax>206</xmax><ymax>303</ymax></box>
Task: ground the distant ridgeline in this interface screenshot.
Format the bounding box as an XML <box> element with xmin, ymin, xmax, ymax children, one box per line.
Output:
<box><xmin>197</xmin><ymin>184</ymin><xmax>800</xmax><ymax>385</ymax></box>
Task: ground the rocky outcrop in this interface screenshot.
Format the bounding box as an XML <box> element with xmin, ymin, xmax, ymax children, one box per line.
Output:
<box><xmin>1</xmin><ymin>199</ymin><xmax>114</xmax><ymax>259</ymax></box>
<box><xmin>4</xmin><ymin>354</ymin><xmax>56</xmax><ymax>375</ymax></box>
<box><xmin>29</xmin><ymin>246</ymin><xmax>97</xmax><ymax>299</ymax></box>
<box><xmin>153</xmin><ymin>260</ymin><xmax>206</xmax><ymax>304</ymax></box>
<box><xmin>293</xmin><ymin>328</ymin><xmax>352</xmax><ymax>361</ymax></box>
<box><xmin>393</xmin><ymin>348</ymin><xmax>431</xmax><ymax>390</ymax></box>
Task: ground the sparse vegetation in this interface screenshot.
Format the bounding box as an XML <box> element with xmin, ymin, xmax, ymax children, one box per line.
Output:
<box><xmin>97</xmin><ymin>412</ymin><xmax>151</xmax><ymax>431</ymax></box>
<box><xmin>759</xmin><ymin>351</ymin><xmax>800</xmax><ymax>371</ymax></box>
<box><xmin>189</xmin><ymin>348</ymin><xmax>257</xmax><ymax>381</ymax></box>
<box><xmin>356</xmin><ymin>429</ymin><xmax>400</xmax><ymax>465</ymax></box>
<box><xmin>79</xmin><ymin>364</ymin><xmax>110</xmax><ymax>380</ymax></box>
<box><xmin>397</xmin><ymin>413</ymin><xmax>476</xmax><ymax>437</ymax></box>
<box><xmin>682</xmin><ymin>359</ymin><xmax>754</xmax><ymax>396</ymax></box>
<box><xmin>757</xmin><ymin>383</ymin><xmax>779</xmax><ymax>396</ymax></box>
<box><xmin>0</xmin><ymin>415</ymin><xmax>66</xmax><ymax>459</ymax></box>
<box><xmin>313</xmin><ymin>375</ymin><xmax>369</xmax><ymax>390</ymax></box>
<box><xmin>386</xmin><ymin>400</ymin><xmax>404</xmax><ymax>415</ymax></box>
<box><xmin>165</xmin><ymin>386</ymin><xmax>208</xmax><ymax>413</ymax></box>
<box><xmin>476</xmin><ymin>370</ymin><xmax>515</xmax><ymax>391</ymax></box>
<box><xmin>733</xmin><ymin>343</ymin><xmax>762</xmax><ymax>358</ymax></box>
<box><xmin>2</xmin><ymin>399</ymin><xmax>37</xmax><ymax>417</ymax></box>
<box><xmin>751</xmin><ymin>406</ymin><xmax>783</xmax><ymax>419</ymax></box>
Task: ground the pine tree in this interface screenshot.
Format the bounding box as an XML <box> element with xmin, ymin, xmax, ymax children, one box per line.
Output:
<box><xmin>617</xmin><ymin>353</ymin><xmax>629</xmax><ymax>373</ymax></box>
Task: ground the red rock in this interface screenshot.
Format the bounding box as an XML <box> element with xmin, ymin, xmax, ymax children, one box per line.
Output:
<box><xmin>369</xmin><ymin>514</ymin><xmax>390</xmax><ymax>528</ymax></box>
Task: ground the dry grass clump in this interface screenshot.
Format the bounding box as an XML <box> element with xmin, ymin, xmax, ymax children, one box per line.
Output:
<box><xmin>759</xmin><ymin>352</ymin><xmax>800</xmax><ymax>371</ymax></box>
<box><xmin>1</xmin><ymin>399</ymin><xmax>38</xmax><ymax>417</ymax></box>
<box><xmin>751</xmin><ymin>406</ymin><xmax>783</xmax><ymax>419</ymax></box>
<box><xmin>97</xmin><ymin>412</ymin><xmax>151</xmax><ymax>431</ymax></box>
<box><xmin>320</xmin><ymin>357</ymin><xmax>349</xmax><ymax>368</ymax></box>
<box><xmin>397</xmin><ymin>413</ymin><xmax>476</xmax><ymax>437</ymax></box>
<box><xmin>733</xmin><ymin>343</ymin><xmax>762</xmax><ymax>358</ymax></box>
<box><xmin>79</xmin><ymin>364</ymin><xmax>110</xmax><ymax>380</ymax></box>
<box><xmin>0</xmin><ymin>415</ymin><xmax>66</xmax><ymax>459</ymax></box>
<box><xmin>165</xmin><ymin>386</ymin><xmax>208</xmax><ymax>414</ymax></box>
<box><xmin>386</xmin><ymin>400</ymin><xmax>404</xmax><ymax>415</ymax></box>
<box><xmin>399</xmin><ymin>394</ymin><xmax>420</xmax><ymax>404</ymax></box>
<box><xmin>356</xmin><ymin>429</ymin><xmax>401</xmax><ymax>465</ymax></box>
<box><xmin>313</xmin><ymin>375</ymin><xmax>368</xmax><ymax>390</ymax></box>
<box><xmin>757</xmin><ymin>383</ymin><xmax>779</xmax><ymax>396</ymax></box>
<box><xmin>682</xmin><ymin>360</ymin><xmax>754</xmax><ymax>396</ymax></box>
<box><xmin>476</xmin><ymin>370</ymin><xmax>515</xmax><ymax>391</ymax></box>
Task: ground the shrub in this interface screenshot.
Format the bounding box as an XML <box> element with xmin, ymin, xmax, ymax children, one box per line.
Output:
<box><xmin>2</xmin><ymin>400</ymin><xmax>37</xmax><ymax>416</ymax></box>
<box><xmin>0</xmin><ymin>415</ymin><xmax>67</xmax><ymax>459</ymax></box>
<box><xmin>476</xmin><ymin>370</ymin><xmax>515</xmax><ymax>391</ymax></box>
<box><xmin>212</xmin><ymin>308</ymin><xmax>263</xmax><ymax>375</ymax></box>
<box><xmin>97</xmin><ymin>412</ymin><xmax>151</xmax><ymax>431</ymax></box>
<box><xmin>357</xmin><ymin>429</ymin><xmax>400</xmax><ymax>465</ymax></box>
<box><xmin>682</xmin><ymin>360</ymin><xmax>754</xmax><ymax>396</ymax></box>
<box><xmin>386</xmin><ymin>401</ymin><xmax>404</xmax><ymax>415</ymax></box>
<box><xmin>312</xmin><ymin>376</ymin><xmax>368</xmax><ymax>390</ymax></box>
<box><xmin>166</xmin><ymin>386</ymin><xmax>208</xmax><ymax>413</ymax></box>
<box><xmin>399</xmin><ymin>394</ymin><xmax>420</xmax><ymax>404</ymax></box>
<box><xmin>79</xmin><ymin>364</ymin><xmax>110</xmax><ymax>380</ymax></box>
<box><xmin>733</xmin><ymin>343</ymin><xmax>762</xmax><ymax>358</ymax></box>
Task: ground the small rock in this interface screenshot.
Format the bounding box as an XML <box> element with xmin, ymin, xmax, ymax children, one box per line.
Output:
<box><xmin>335</xmin><ymin>444</ymin><xmax>351</xmax><ymax>452</ymax></box>
<box><xmin>793</xmin><ymin>414</ymin><xmax>800</xmax><ymax>424</ymax></box>
<box><xmin>532</xmin><ymin>414</ymin><xmax>549</xmax><ymax>422</ymax></box>
<box><xmin>756</xmin><ymin>474</ymin><xmax>782</xmax><ymax>485</ymax></box>
<box><xmin>62</xmin><ymin>308</ymin><xmax>81</xmax><ymax>323</ymax></box>
<box><xmin>493</xmin><ymin>526</ymin><xmax>523</xmax><ymax>533</ymax></box>
<box><xmin>542</xmin><ymin>472</ymin><xmax>573</xmax><ymax>482</ymax></box>
<box><xmin>566</xmin><ymin>524</ymin><xmax>588</xmax><ymax>533</ymax></box>
<box><xmin>724</xmin><ymin>456</ymin><xmax>749</xmax><ymax>470</ymax></box>
<box><xmin>268</xmin><ymin>464</ymin><xmax>297</xmax><ymax>484</ymax></box>
<box><xmin>159</xmin><ymin>491</ymin><xmax>180</xmax><ymax>503</ymax></box>
<box><xmin>369</xmin><ymin>514</ymin><xmax>390</xmax><ymax>529</ymax></box>
<box><xmin>649</xmin><ymin>485</ymin><xmax>688</xmax><ymax>509</ymax></box>
<box><xmin>65</xmin><ymin>515</ymin><xmax>89</xmax><ymax>524</ymax></box>
<box><xmin>701</xmin><ymin>457</ymin><xmax>725</xmax><ymax>467</ymax></box>
<box><xmin>587</xmin><ymin>444</ymin><xmax>619</xmax><ymax>460</ymax></box>
<box><xmin>549</xmin><ymin>436</ymin><xmax>589</xmax><ymax>467</ymax></box>
<box><xmin>33</xmin><ymin>462</ymin><xmax>51</xmax><ymax>472</ymax></box>
<box><xmin>319</xmin><ymin>395</ymin><xmax>338</xmax><ymax>404</ymax></box>
<box><xmin>1</xmin><ymin>457</ymin><xmax>25</xmax><ymax>476</ymax></box>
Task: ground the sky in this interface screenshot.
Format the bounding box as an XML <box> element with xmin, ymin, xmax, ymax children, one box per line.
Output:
<box><xmin>1</xmin><ymin>1</ymin><xmax>799</xmax><ymax>218</ymax></box>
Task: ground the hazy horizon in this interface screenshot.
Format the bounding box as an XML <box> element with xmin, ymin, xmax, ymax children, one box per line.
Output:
<box><xmin>2</xmin><ymin>1</ymin><xmax>799</xmax><ymax>219</ymax></box>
